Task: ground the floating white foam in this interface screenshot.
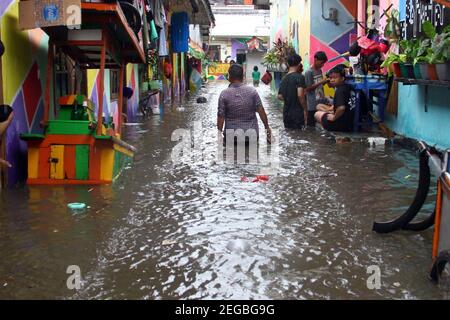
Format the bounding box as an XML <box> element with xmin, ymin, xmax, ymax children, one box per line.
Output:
<box><xmin>367</xmin><ymin>137</ymin><xmax>386</xmax><ymax>146</ymax></box>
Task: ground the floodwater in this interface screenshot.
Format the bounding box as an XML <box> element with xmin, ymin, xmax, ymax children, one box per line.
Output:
<box><xmin>0</xmin><ymin>81</ymin><xmax>446</xmax><ymax>299</ymax></box>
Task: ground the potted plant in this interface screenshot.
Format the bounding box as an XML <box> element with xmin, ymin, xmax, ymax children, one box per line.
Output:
<box><xmin>413</xmin><ymin>38</ymin><xmax>433</xmax><ymax>79</ymax></box>
<box><xmin>431</xmin><ymin>25</ymin><xmax>450</xmax><ymax>81</ymax></box>
<box><xmin>400</xmin><ymin>39</ymin><xmax>419</xmax><ymax>78</ymax></box>
<box><xmin>381</xmin><ymin>52</ymin><xmax>405</xmax><ymax>77</ymax></box>
<box><xmin>263</xmin><ymin>39</ymin><xmax>295</xmax><ymax>72</ymax></box>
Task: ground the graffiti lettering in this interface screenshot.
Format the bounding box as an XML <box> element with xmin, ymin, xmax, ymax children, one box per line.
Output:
<box><xmin>404</xmin><ymin>0</ymin><xmax>449</xmax><ymax>39</ymax></box>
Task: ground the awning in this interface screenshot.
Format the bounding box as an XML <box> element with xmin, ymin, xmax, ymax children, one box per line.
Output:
<box><xmin>42</xmin><ymin>2</ymin><xmax>146</xmax><ymax>67</ymax></box>
<box><xmin>163</xmin><ymin>0</ymin><xmax>215</xmax><ymax>26</ymax></box>
<box><xmin>246</xmin><ymin>36</ymin><xmax>267</xmax><ymax>52</ymax></box>
<box><xmin>188</xmin><ymin>39</ymin><xmax>205</xmax><ymax>60</ymax></box>
<box><xmin>233</xmin><ymin>37</ymin><xmax>268</xmax><ymax>52</ymax></box>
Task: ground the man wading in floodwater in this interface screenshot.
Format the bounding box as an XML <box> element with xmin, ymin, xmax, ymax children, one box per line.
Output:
<box><xmin>217</xmin><ymin>64</ymin><xmax>272</xmax><ymax>145</ymax></box>
<box><xmin>277</xmin><ymin>54</ymin><xmax>307</xmax><ymax>129</ymax></box>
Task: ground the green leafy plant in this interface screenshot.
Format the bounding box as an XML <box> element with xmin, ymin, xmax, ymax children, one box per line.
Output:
<box><xmin>263</xmin><ymin>38</ymin><xmax>296</xmax><ymax>71</ymax></box>
<box><xmin>418</xmin><ymin>21</ymin><xmax>450</xmax><ymax>64</ymax></box>
<box><xmin>384</xmin><ymin>9</ymin><xmax>401</xmax><ymax>43</ymax></box>
<box><xmin>430</xmin><ymin>31</ymin><xmax>450</xmax><ymax>63</ymax></box>
<box><xmin>400</xmin><ymin>39</ymin><xmax>421</xmax><ymax>63</ymax></box>
<box><xmin>381</xmin><ymin>53</ymin><xmax>406</xmax><ymax>75</ymax></box>
<box><xmin>423</xmin><ymin>21</ymin><xmax>437</xmax><ymax>39</ymax></box>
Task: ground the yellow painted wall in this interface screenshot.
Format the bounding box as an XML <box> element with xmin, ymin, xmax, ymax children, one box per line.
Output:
<box><xmin>50</xmin><ymin>145</ymin><xmax>64</xmax><ymax>179</ymax></box>
<box><xmin>100</xmin><ymin>148</ymin><xmax>114</xmax><ymax>181</ymax></box>
<box><xmin>295</xmin><ymin>0</ymin><xmax>311</xmax><ymax>66</ymax></box>
<box><xmin>1</xmin><ymin>1</ymin><xmax>32</xmax><ymax>105</ymax></box>
<box><xmin>27</xmin><ymin>147</ymin><xmax>39</xmax><ymax>179</ymax></box>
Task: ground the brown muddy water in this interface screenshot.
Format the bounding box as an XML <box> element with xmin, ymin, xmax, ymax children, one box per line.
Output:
<box><xmin>0</xmin><ymin>81</ymin><xmax>447</xmax><ymax>299</ymax></box>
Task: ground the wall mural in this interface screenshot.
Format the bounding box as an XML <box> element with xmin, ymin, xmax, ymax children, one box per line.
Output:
<box><xmin>310</xmin><ymin>0</ymin><xmax>358</xmax><ymax>72</ymax></box>
<box><xmin>1</xmin><ymin>1</ymin><xmax>48</xmax><ymax>186</ymax></box>
<box><xmin>270</xmin><ymin>0</ymin><xmax>357</xmax><ymax>72</ymax></box>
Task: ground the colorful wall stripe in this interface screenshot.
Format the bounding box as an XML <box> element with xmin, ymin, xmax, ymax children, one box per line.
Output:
<box><xmin>270</xmin><ymin>0</ymin><xmax>357</xmax><ymax>72</ymax></box>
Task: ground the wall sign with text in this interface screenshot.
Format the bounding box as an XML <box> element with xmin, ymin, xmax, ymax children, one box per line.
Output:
<box><xmin>403</xmin><ymin>0</ymin><xmax>449</xmax><ymax>39</ymax></box>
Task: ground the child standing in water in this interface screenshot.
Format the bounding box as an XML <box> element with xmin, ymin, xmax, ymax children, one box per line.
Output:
<box><xmin>252</xmin><ymin>66</ymin><xmax>261</xmax><ymax>87</ymax></box>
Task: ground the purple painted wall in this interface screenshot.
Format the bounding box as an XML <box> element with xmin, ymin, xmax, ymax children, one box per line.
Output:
<box><xmin>231</xmin><ymin>39</ymin><xmax>247</xmax><ymax>61</ymax></box>
<box><xmin>0</xmin><ymin>0</ymin><xmax>14</xmax><ymax>16</ymax></box>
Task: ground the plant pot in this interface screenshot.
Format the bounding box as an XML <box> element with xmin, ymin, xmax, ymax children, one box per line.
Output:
<box><xmin>405</xmin><ymin>63</ymin><xmax>415</xmax><ymax>78</ymax></box>
<box><xmin>413</xmin><ymin>64</ymin><xmax>422</xmax><ymax>79</ymax></box>
<box><xmin>436</xmin><ymin>62</ymin><xmax>450</xmax><ymax>81</ymax></box>
<box><xmin>428</xmin><ymin>64</ymin><xmax>439</xmax><ymax>80</ymax></box>
<box><xmin>400</xmin><ymin>63</ymin><xmax>415</xmax><ymax>78</ymax></box>
<box><xmin>418</xmin><ymin>63</ymin><xmax>430</xmax><ymax>80</ymax></box>
<box><xmin>392</xmin><ymin>62</ymin><xmax>402</xmax><ymax>77</ymax></box>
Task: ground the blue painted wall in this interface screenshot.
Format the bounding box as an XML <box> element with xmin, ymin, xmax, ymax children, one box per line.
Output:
<box><xmin>386</xmin><ymin>85</ymin><xmax>450</xmax><ymax>149</ymax></box>
<box><xmin>385</xmin><ymin>0</ymin><xmax>450</xmax><ymax>149</ymax></box>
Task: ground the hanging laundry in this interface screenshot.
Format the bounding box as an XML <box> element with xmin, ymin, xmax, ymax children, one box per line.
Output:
<box><xmin>152</xmin><ymin>0</ymin><xmax>166</xmax><ymax>29</ymax></box>
<box><xmin>150</xmin><ymin>19</ymin><xmax>158</xmax><ymax>41</ymax></box>
<box><xmin>171</xmin><ymin>12</ymin><xmax>189</xmax><ymax>53</ymax></box>
<box><xmin>158</xmin><ymin>24</ymin><xmax>168</xmax><ymax>57</ymax></box>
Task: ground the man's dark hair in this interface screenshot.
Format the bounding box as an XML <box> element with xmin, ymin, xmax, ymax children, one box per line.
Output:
<box><xmin>287</xmin><ymin>54</ymin><xmax>302</xmax><ymax>67</ymax></box>
<box><xmin>314</xmin><ymin>51</ymin><xmax>328</xmax><ymax>62</ymax></box>
<box><xmin>253</xmin><ymin>66</ymin><xmax>258</xmax><ymax>71</ymax></box>
<box><xmin>228</xmin><ymin>64</ymin><xmax>244</xmax><ymax>80</ymax></box>
<box><xmin>328</xmin><ymin>65</ymin><xmax>346</xmax><ymax>77</ymax></box>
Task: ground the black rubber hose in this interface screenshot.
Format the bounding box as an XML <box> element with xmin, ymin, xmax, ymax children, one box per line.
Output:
<box><xmin>373</xmin><ymin>149</ymin><xmax>431</xmax><ymax>233</ymax></box>
<box><xmin>430</xmin><ymin>250</ymin><xmax>450</xmax><ymax>283</ymax></box>
<box><xmin>402</xmin><ymin>206</ymin><xmax>436</xmax><ymax>231</ymax></box>
<box><xmin>119</xmin><ymin>1</ymin><xmax>142</xmax><ymax>35</ymax></box>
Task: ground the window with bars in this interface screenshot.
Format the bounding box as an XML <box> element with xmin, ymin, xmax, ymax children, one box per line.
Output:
<box><xmin>110</xmin><ymin>69</ymin><xmax>120</xmax><ymax>101</ymax></box>
<box><xmin>54</xmin><ymin>49</ymin><xmax>87</xmax><ymax>105</ymax></box>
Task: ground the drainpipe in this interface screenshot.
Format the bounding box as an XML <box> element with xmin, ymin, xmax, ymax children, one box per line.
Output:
<box><xmin>358</xmin><ymin>0</ymin><xmax>366</xmax><ymax>37</ymax></box>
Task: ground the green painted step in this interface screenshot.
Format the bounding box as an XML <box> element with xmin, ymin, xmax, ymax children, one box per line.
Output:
<box><xmin>75</xmin><ymin>145</ymin><xmax>90</xmax><ymax>180</ymax></box>
<box><xmin>46</xmin><ymin>120</ymin><xmax>92</xmax><ymax>135</ymax></box>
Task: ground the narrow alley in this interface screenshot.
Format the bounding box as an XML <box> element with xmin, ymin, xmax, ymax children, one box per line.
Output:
<box><xmin>0</xmin><ymin>82</ymin><xmax>441</xmax><ymax>299</ymax></box>
<box><xmin>1</xmin><ymin>0</ymin><xmax>450</xmax><ymax>305</ymax></box>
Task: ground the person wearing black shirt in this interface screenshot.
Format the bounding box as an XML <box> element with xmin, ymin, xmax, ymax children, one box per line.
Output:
<box><xmin>314</xmin><ymin>66</ymin><xmax>355</xmax><ymax>132</ymax></box>
<box><xmin>277</xmin><ymin>54</ymin><xmax>307</xmax><ymax>129</ymax></box>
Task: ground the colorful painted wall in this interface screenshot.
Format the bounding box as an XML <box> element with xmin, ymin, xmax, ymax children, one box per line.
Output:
<box><xmin>309</xmin><ymin>0</ymin><xmax>358</xmax><ymax>71</ymax></box>
<box><xmin>0</xmin><ymin>1</ymin><xmax>142</xmax><ymax>187</ymax></box>
<box><xmin>1</xmin><ymin>0</ymin><xmax>48</xmax><ymax>187</ymax></box>
<box><xmin>270</xmin><ymin>0</ymin><xmax>357</xmax><ymax>72</ymax></box>
<box><xmin>270</xmin><ymin>0</ymin><xmax>311</xmax><ymax>69</ymax></box>
<box><xmin>88</xmin><ymin>64</ymin><xmax>140</xmax><ymax>127</ymax></box>
<box><xmin>231</xmin><ymin>39</ymin><xmax>247</xmax><ymax>61</ymax></box>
